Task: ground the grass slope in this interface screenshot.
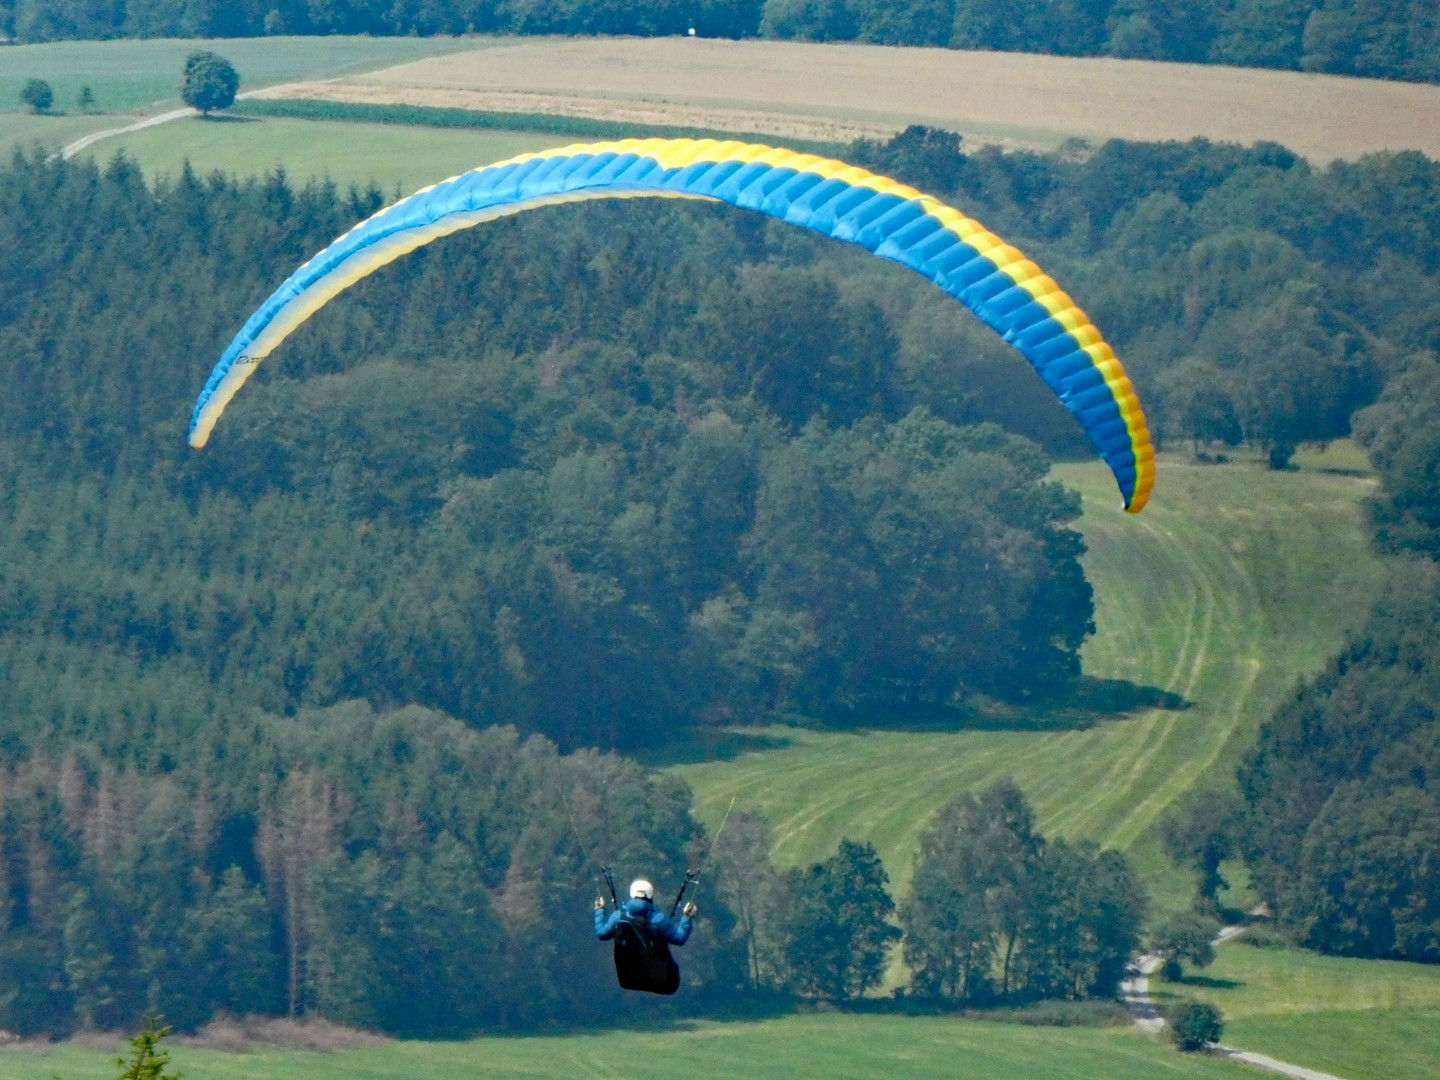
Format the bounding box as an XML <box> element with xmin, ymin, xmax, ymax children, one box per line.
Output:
<box><xmin>672</xmin><ymin>447</ymin><xmax>1385</xmax><ymax>914</ymax></box>
<box><xmin>74</xmin><ymin>114</ymin><xmax>566</xmax><ymax>196</ymax></box>
<box><xmin>9</xmin><ymin>1016</ymin><xmax>1245</xmax><ymax>1080</ymax></box>
<box><xmin>1158</xmin><ymin>939</ymin><xmax>1440</xmax><ymax>1080</ymax></box>
<box><xmin>0</xmin><ymin>36</ymin><xmax>480</xmax><ymax>157</ymax></box>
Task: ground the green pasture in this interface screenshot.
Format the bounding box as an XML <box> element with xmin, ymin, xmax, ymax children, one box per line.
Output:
<box><xmin>1158</xmin><ymin>938</ymin><xmax>1440</xmax><ymax>1080</ymax></box>
<box><xmin>673</xmin><ymin>448</ymin><xmax>1385</xmax><ymax>916</ymax></box>
<box><xmin>0</xmin><ymin>36</ymin><xmax>480</xmax><ymax>114</ymax></box>
<box><xmin>0</xmin><ymin>106</ymin><xmax>111</xmax><ymax>155</ymax></box>
<box><xmin>76</xmin><ymin>114</ymin><xmax>566</xmax><ymax>196</ymax></box>
<box><xmin>0</xmin><ymin>35</ymin><xmax>482</xmax><ymax>157</ymax></box>
<box><xmin>9</xmin><ymin>1015</ymin><xmax>1243</xmax><ymax>1080</ymax></box>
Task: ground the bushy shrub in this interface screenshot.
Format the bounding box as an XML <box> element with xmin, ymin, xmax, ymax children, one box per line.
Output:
<box><xmin>20</xmin><ymin>78</ymin><xmax>52</xmax><ymax>113</ymax></box>
<box><xmin>1169</xmin><ymin>1000</ymin><xmax>1223</xmax><ymax>1051</ymax></box>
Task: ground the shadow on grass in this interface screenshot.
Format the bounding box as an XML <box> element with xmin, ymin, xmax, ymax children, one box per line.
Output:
<box><xmin>641</xmin><ymin>676</ymin><xmax>1191</xmax><ymax>766</ymax></box>
<box><xmin>845</xmin><ymin>996</ymin><xmax>1133</xmax><ymax>1027</ymax></box>
<box><xmin>1176</xmin><ymin>975</ymin><xmax>1243</xmax><ymax>990</ymax></box>
<box><xmin>638</xmin><ymin>728</ymin><xmax>798</xmax><ymax>768</ymax></box>
<box><xmin>814</xmin><ymin>675</ymin><xmax>1191</xmax><ymax>735</ymax></box>
<box><xmin>476</xmin><ymin>992</ymin><xmax>799</xmax><ymax>1040</ymax></box>
<box><xmin>202</xmin><ymin>112</ymin><xmax>261</xmax><ymax>123</ymax></box>
<box><xmin>475</xmin><ymin>993</ymin><xmax>1131</xmax><ymax>1041</ymax></box>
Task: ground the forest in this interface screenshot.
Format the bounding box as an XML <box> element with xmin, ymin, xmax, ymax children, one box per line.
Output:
<box><xmin>2</xmin><ymin>0</ymin><xmax>1438</xmax><ymax>84</ymax></box>
<box><xmin>0</xmin><ymin>119</ymin><xmax>1438</xmax><ymax>1033</ymax></box>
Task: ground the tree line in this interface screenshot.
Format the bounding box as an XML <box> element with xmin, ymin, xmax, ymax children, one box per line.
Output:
<box><xmin>762</xmin><ymin>0</ymin><xmax>1440</xmax><ymax>83</ymax></box>
<box><xmin>3</xmin><ymin>0</ymin><xmax>1438</xmax><ymax>83</ymax></box>
<box><xmin>1168</xmin><ymin>369</ymin><xmax>1440</xmax><ymax>964</ymax></box>
<box><xmin>0</xmin><ymin>704</ymin><xmax>1143</xmax><ymax>1038</ymax></box>
<box><xmin>1160</xmin><ymin>323</ymin><xmax>1440</xmax><ymax>966</ymax></box>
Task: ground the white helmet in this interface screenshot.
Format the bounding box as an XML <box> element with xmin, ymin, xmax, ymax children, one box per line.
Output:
<box><xmin>629</xmin><ymin>879</ymin><xmax>654</xmax><ymax>900</ymax></box>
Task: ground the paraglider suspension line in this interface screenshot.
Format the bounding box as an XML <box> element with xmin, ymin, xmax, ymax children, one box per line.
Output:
<box><xmin>670</xmin><ymin>796</ymin><xmax>736</xmax><ymax>917</ymax></box>
<box><xmin>557</xmin><ymin>784</ymin><xmax>612</xmax><ymax>904</ymax></box>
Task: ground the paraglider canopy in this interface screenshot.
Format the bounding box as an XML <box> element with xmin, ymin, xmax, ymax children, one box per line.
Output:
<box><xmin>189</xmin><ymin>138</ymin><xmax>1153</xmax><ymax>512</ymax></box>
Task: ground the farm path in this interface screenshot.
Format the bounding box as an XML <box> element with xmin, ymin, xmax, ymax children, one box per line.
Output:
<box><xmin>1124</xmin><ymin>919</ymin><xmax>1350</xmax><ymax>1080</ymax></box>
<box><xmin>61</xmin><ymin>104</ymin><xmax>196</xmax><ymax>158</ymax></box>
<box><xmin>59</xmin><ymin>83</ymin><xmax>309</xmax><ymax>160</ymax></box>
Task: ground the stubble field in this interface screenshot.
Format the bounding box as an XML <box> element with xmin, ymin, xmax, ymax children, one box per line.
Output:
<box><xmin>256</xmin><ymin>36</ymin><xmax>1440</xmax><ymax>161</ymax></box>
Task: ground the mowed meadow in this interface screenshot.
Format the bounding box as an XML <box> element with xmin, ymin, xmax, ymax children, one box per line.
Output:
<box><xmin>10</xmin><ymin>32</ymin><xmax>1440</xmax><ymax>192</ymax></box>
<box><xmin>675</xmin><ymin>447</ymin><xmax>1385</xmax><ymax>913</ymax></box>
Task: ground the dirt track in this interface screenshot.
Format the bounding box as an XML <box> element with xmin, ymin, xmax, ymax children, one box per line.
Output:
<box><xmin>253</xmin><ymin>36</ymin><xmax>1440</xmax><ymax>161</ymax></box>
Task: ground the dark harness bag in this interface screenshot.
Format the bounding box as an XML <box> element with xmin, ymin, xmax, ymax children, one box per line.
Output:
<box><xmin>613</xmin><ymin>918</ymin><xmax>681</xmax><ymax>995</ymax></box>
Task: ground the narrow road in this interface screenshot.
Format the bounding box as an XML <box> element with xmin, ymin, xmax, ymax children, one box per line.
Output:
<box><xmin>61</xmin><ymin>106</ymin><xmax>198</xmax><ymax>159</ymax></box>
<box><xmin>1209</xmin><ymin>1047</ymin><xmax>1350</xmax><ymax>1080</ymax></box>
<box><xmin>59</xmin><ymin>83</ymin><xmax>316</xmax><ymax>160</ymax></box>
<box><xmin>1124</xmin><ymin>921</ymin><xmax>1349</xmax><ymax>1080</ymax></box>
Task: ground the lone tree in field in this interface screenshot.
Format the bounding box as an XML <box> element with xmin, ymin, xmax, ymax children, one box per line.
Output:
<box><xmin>20</xmin><ymin>78</ymin><xmax>53</xmax><ymax>113</ymax></box>
<box><xmin>181</xmin><ymin>50</ymin><xmax>239</xmax><ymax>116</ymax></box>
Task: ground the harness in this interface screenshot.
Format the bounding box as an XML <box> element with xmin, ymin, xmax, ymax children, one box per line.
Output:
<box><xmin>603</xmin><ymin>869</ymin><xmax>680</xmax><ymax>995</ymax></box>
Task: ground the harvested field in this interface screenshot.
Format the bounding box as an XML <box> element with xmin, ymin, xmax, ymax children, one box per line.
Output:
<box><xmin>253</xmin><ymin>36</ymin><xmax>1440</xmax><ymax>161</ymax></box>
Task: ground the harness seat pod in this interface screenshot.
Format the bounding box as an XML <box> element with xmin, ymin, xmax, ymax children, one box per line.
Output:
<box><xmin>594</xmin><ymin>888</ymin><xmax>694</xmax><ymax>995</ymax></box>
<box><xmin>613</xmin><ymin>919</ymin><xmax>681</xmax><ymax>995</ymax></box>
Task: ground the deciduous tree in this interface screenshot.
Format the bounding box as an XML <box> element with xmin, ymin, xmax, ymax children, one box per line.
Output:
<box><xmin>181</xmin><ymin>50</ymin><xmax>238</xmax><ymax>116</ymax></box>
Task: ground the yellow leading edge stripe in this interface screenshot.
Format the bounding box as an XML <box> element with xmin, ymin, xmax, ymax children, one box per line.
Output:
<box><xmin>191</xmin><ymin>138</ymin><xmax>1153</xmax><ymax>514</ymax></box>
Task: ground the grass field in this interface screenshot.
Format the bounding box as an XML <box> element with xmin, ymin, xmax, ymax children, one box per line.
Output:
<box><xmin>673</xmin><ymin>447</ymin><xmax>1385</xmax><ymax>916</ymax></box>
<box><xmin>74</xmin><ymin>114</ymin><xmax>566</xmax><ymax>196</ymax></box>
<box><xmin>272</xmin><ymin>36</ymin><xmax>1440</xmax><ymax>161</ymax></box>
<box><xmin>0</xmin><ymin>36</ymin><xmax>480</xmax><ymax>158</ymax></box>
<box><xmin>5</xmin><ymin>1015</ymin><xmax>1246</xmax><ymax>1080</ymax></box>
<box><xmin>1155</xmin><ymin>939</ymin><xmax>1440</xmax><ymax>1080</ymax></box>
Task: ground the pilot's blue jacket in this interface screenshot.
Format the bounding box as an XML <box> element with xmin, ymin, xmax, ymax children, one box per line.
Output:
<box><xmin>595</xmin><ymin>898</ymin><xmax>694</xmax><ymax>945</ymax></box>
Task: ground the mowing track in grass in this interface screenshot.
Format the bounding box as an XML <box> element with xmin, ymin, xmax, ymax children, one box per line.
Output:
<box><xmin>672</xmin><ymin>453</ymin><xmax>1384</xmax><ymax>912</ymax></box>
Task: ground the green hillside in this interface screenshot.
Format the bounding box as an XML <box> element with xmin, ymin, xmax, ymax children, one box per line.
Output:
<box><xmin>674</xmin><ymin>446</ymin><xmax>1385</xmax><ymax>913</ymax></box>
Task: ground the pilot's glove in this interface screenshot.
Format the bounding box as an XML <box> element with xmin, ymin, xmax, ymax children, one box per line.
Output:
<box><xmin>594</xmin><ymin>897</ymin><xmax>606</xmax><ymax>910</ymax></box>
<box><xmin>683</xmin><ymin>902</ymin><xmax>698</xmax><ymax>917</ymax></box>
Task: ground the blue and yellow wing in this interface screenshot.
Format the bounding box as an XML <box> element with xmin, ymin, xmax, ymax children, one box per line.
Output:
<box><xmin>190</xmin><ymin>138</ymin><xmax>1153</xmax><ymax>512</ymax></box>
